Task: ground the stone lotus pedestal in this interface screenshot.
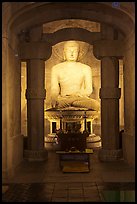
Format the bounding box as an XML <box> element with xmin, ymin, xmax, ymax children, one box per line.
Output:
<box><xmin>45</xmin><ymin>107</ymin><xmax>100</xmax><ymax>148</ymax></box>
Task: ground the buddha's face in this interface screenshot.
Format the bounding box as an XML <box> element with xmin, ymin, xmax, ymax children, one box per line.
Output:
<box><xmin>64</xmin><ymin>41</ymin><xmax>79</xmax><ymax>62</ymax></box>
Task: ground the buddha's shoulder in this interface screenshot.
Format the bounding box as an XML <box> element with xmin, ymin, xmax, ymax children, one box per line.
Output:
<box><xmin>52</xmin><ymin>62</ymin><xmax>66</xmax><ymax>70</ymax></box>
<box><xmin>77</xmin><ymin>62</ymin><xmax>91</xmax><ymax>70</ymax></box>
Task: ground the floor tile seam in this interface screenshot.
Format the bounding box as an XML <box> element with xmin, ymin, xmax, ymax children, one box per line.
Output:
<box><xmin>68</xmin><ymin>188</ymin><xmax>84</xmax><ymax>200</ymax></box>
<box><xmin>96</xmin><ymin>183</ymin><xmax>105</xmax><ymax>202</ymax></box>
<box><xmin>82</xmin><ymin>181</ymin><xmax>103</xmax><ymax>201</ymax></box>
<box><xmin>50</xmin><ymin>182</ymin><xmax>56</xmax><ymax>202</ymax></box>
<box><xmin>54</xmin><ymin>182</ymin><xmax>69</xmax><ymax>201</ymax></box>
<box><xmin>82</xmin><ymin>182</ymin><xmax>85</xmax><ymax>201</ymax></box>
<box><xmin>68</xmin><ymin>183</ymin><xmax>85</xmax><ymax>200</ymax></box>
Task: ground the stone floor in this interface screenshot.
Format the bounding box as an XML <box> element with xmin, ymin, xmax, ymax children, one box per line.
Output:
<box><xmin>2</xmin><ymin>145</ymin><xmax>135</xmax><ymax>202</ymax></box>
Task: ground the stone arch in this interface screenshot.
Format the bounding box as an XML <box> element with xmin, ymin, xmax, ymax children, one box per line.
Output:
<box><xmin>8</xmin><ymin>2</ymin><xmax>134</xmax><ymax>37</ymax></box>
<box><xmin>42</xmin><ymin>27</ymin><xmax>101</xmax><ymax>46</ymax></box>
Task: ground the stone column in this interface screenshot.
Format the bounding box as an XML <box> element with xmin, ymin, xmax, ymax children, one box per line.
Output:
<box><xmin>81</xmin><ymin>120</ymin><xmax>84</xmax><ymax>132</ymax></box>
<box><xmin>83</xmin><ymin>111</ymin><xmax>87</xmax><ymax>131</ymax></box>
<box><xmin>21</xmin><ymin>26</ymin><xmax>52</xmax><ymax>161</ymax></box>
<box><xmin>87</xmin><ymin>119</ymin><xmax>93</xmax><ymax>134</ymax></box>
<box><xmin>99</xmin><ymin>56</ymin><xmax>122</xmax><ymax>161</ymax></box>
<box><xmin>63</xmin><ymin>121</ymin><xmax>66</xmax><ymax>132</ymax></box>
<box><xmin>93</xmin><ymin>24</ymin><xmax>124</xmax><ymax>161</ymax></box>
<box><xmin>24</xmin><ymin>59</ymin><xmax>47</xmax><ymax>160</ymax></box>
<box><xmin>59</xmin><ymin>111</ymin><xmax>63</xmax><ymax>130</ymax></box>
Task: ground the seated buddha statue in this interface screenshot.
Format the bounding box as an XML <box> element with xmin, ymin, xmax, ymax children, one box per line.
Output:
<box><xmin>50</xmin><ymin>41</ymin><xmax>100</xmax><ymax>111</ymax></box>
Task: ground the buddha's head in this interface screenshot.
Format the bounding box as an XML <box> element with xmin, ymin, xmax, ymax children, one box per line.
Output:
<box><xmin>63</xmin><ymin>41</ymin><xmax>80</xmax><ymax>62</ymax></box>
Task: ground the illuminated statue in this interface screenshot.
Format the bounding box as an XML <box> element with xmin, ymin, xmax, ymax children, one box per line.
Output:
<box><xmin>50</xmin><ymin>41</ymin><xmax>100</xmax><ymax>111</ymax></box>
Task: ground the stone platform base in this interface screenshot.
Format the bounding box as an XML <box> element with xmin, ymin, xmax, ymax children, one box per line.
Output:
<box><xmin>24</xmin><ymin>149</ymin><xmax>48</xmax><ymax>161</ymax></box>
<box><xmin>98</xmin><ymin>149</ymin><xmax>123</xmax><ymax>161</ymax></box>
<box><xmin>45</xmin><ymin>134</ymin><xmax>101</xmax><ymax>150</ymax></box>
